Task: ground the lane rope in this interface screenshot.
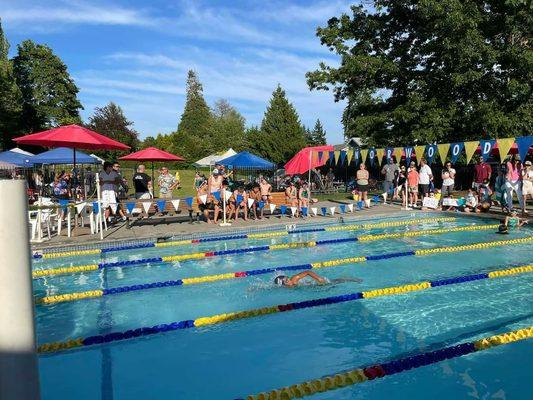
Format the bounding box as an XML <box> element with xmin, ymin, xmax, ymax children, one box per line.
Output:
<box><xmin>238</xmin><ymin>326</ymin><xmax>533</xmax><ymax>400</ymax></box>
<box><xmin>32</xmin><ymin>222</ymin><xmax>499</xmax><ymax>278</ymax></box>
<box><xmin>36</xmin><ymin>264</ymin><xmax>533</xmax><ymax>353</ymax></box>
<box><xmin>32</xmin><ymin>217</ymin><xmax>456</xmax><ymax>259</ymax></box>
<box><xmin>35</xmin><ymin>236</ymin><xmax>530</xmax><ymax>304</ymax></box>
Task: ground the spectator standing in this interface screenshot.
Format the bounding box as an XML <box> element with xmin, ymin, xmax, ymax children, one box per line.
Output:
<box><xmin>99</xmin><ymin>162</ymin><xmax>122</xmax><ymax>221</ymax></box>
<box><xmin>157</xmin><ymin>167</ymin><xmax>178</xmax><ymax>199</ymax></box>
<box><xmin>380</xmin><ymin>158</ymin><xmax>399</xmax><ymax>204</ymax></box>
<box><xmin>473</xmin><ymin>158</ymin><xmax>492</xmax><ymax>191</ymax></box>
<box><xmin>441</xmin><ymin>161</ymin><xmax>456</xmax><ymax>198</ymax></box>
<box><xmin>505</xmin><ymin>155</ymin><xmax>523</xmax><ymax>212</ymax></box>
<box><xmin>132</xmin><ymin>164</ymin><xmax>152</xmax><ymax>199</ymax></box>
<box><xmin>521</xmin><ymin>160</ymin><xmax>532</xmax><ymax>214</ymax></box>
<box><xmin>356</xmin><ymin>163</ymin><xmax>370</xmax><ymax>207</ymax></box>
<box><xmin>407</xmin><ymin>165</ymin><xmax>420</xmax><ymax>208</ymax></box>
<box><xmin>494</xmin><ymin>167</ymin><xmax>508</xmax><ymax>212</ymax></box>
<box><xmin>112</xmin><ymin>162</ymin><xmax>129</xmax><ymax>199</ymax></box>
<box><xmin>418</xmin><ymin>158</ymin><xmax>433</xmax><ymax>199</ymax></box>
<box><xmin>85</xmin><ymin>167</ymin><xmax>95</xmax><ymax>197</ymax></box>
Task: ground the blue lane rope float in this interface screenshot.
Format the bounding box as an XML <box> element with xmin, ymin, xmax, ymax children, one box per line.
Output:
<box><xmin>35</xmin><ymin>237</ymin><xmax>530</xmax><ymax>304</ymax></box>
<box><xmin>32</xmin><ymin>223</ymin><xmax>501</xmax><ymax>278</ymax></box>
<box><xmin>36</xmin><ymin>264</ymin><xmax>533</xmax><ymax>352</ymax></box>
<box><xmin>32</xmin><ymin>217</ymin><xmax>457</xmax><ymax>259</ymax></box>
<box><xmin>237</xmin><ymin>326</ymin><xmax>533</xmax><ymax>400</ymax></box>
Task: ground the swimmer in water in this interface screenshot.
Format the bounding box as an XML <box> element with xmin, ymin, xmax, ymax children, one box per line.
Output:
<box><xmin>273</xmin><ymin>271</ymin><xmax>362</xmax><ymax>287</ymax></box>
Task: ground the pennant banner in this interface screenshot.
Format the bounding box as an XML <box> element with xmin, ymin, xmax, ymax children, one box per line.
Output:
<box><xmin>247</xmin><ymin>198</ymin><xmax>255</xmax><ymax>208</ymax></box>
<box><xmin>59</xmin><ymin>199</ymin><xmax>69</xmax><ymax>212</ymax></box>
<box><xmin>328</xmin><ymin>151</ymin><xmax>335</xmax><ymax>164</ymax></box>
<box><xmin>311</xmin><ymin>207</ymin><xmax>318</xmax><ymax>216</ymax></box>
<box><xmin>75</xmin><ymin>202</ymin><xmax>86</xmax><ymax>214</ymax></box>
<box><xmin>450</xmin><ymin>142</ymin><xmax>464</xmax><ymax>164</ymax></box>
<box><xmin>330</xmin><ymin>206</ymin><xmax>336</xmax><ymax>216</ymax></box>
<box><xmin>479</xmin><ymin>139</ymin><xmax>495</xmax><ymax>162</ymax></box>
<box><xmin>334</xmin><ymin>150</ymin><xmax>341</xmax><ymax>165</ymax></box>
<box><xmin>301</xmin><ymin>207</ymin><xmax>308</xmax><ymax>217</ymax></box>
<box><xmin>212</xmin><ymin>191</ymin><xmax>221</xmax><ymax>202</ymax></box>
<box><xmin>414</xmin><ymin>145</ymin><xmax>426</xmax><ymax>163</ymax></box>
<box><xmin>126</xmin><ymin>202</ymin><xmax>135</xmax><ymax>214</ymax></box>
<box><xmin>394</xmin><ymin>147</ymin><xmax>403</xmax><ymax>162</ymax></box>
<box><xmin>185</xmin><ymin>197</ymin><xmax>193</xmax><ymax>207</ymax></box>
<box><xmin>357</xmin><ymin>201</ymin><xmax>363</xmax><ymax>210</ymax></box>
<box><xmin>376</xmin><ymin>148</ymin><xmax>385</xmax><ymax>166</ymax></box>
<box><xmin>496</xmin><ymin>137</ymin><xmax>515</xmax><ymax>163</ymax></box>
<box><xmin>321</xmin><ymin>207</ymin><xmax>327</xmax><ymax>216</ymax></box>
<box><xmin>258</xmin><ymin>201</ymin><xmax>265</xmax><ymax>209</ymax></box>
<box><xmin>269</xmin><ymin>204</ymin><xmax>276</xmax><ymax>214</ymax></box>
<box><xmin>515</xmin><ymin>136</ymin><xmax>532</xmax><ymax>162</ymax></box>
<box><xmin>322</xmin><ymin>151</ymin><xmax>330</xmax><ymax>164</ymax></box>
<box><xmin>385</xmin><ymin>147</ymin><xmax>394</xmax><ymax>161</ymax></box>
<box><xmin>360</xmin><ymin>149</ymin><xmax>368</xmax><ymax>165</ymax></box>
<box><xmin>339</xmin><ymin>204</ymin><xmax>346</xmax><ymax>213</ymax></box>
<box><xmin>156</xmin><ymin>200</ymin><xmax>166</xmax><ymax>211</ymax></box>
<box><xmin>346</xmin><ymin>149</ymin><xmax>354</xmax><ymax>165</ymax></box>
<box><xmin>404</xmin><ymin>147</ymin><xmax>414</xmax><ymax>165</ymax></box>
<box><xmin>171</xmin><ymin>199</ymin><xmax>180</xmax><ymax>211</ymax></box>
<box><xmin>368</xmin><ymin>148</ymin><xmax>376</xmax><ymax>166</ymax></box>
<box><xmin>290</xmin><ymin>206</ymin><xmax>297</xmax><ymax>216</ymax></box>
<box><xmin>317</xmin><ymin>151</ymin><xmax>323</xmax><ymax>164</ymax></box>
<box><xmin>142</xmin><ymin>201</ymin><xmax>151</xmax><ymax>214</ymax></box>
<box><xmin>464</xmin><ymin>141</ymin><xmax>479</xmax><ymax>164</ymax></box>
<box><xmin>339</xmin><ymin>150</ymin><xmax>346</xmax><ymax>165</ymax></box>
<box><xmin>437</xmin><ymin>143</ymin><xmax>450</xmax><ymax>163</ymax></box>
<box><xmin>280</xmin><ymin>205</ymin><xmax>287</xmax><ymax>215</ymax></box>
<box><xmin>199</xmin><ymin>194</ymin><xmax>208</xmax><ymax>205</ymax></box>
<box><xmin>347</xmin><ymin>203</ymin><xmax>354</xmax><ymax>212</ymax></box>
<box><xmin>425</xmin><ymin>144</ymin><xmax>437</xmax><ymax>164</ymax></box>
<box><xmin>92</xmin><ymin>202</ymin><xmax>99</xmax><ymax>214</ymax></box>
<box><xmin>224</xmin><ymin>190</ymin><xmax>232</xmax><ymax>201</ymax></box>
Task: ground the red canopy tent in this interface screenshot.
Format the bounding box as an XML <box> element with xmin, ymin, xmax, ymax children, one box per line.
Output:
<box><xmin>119</xmin><ymin>147</ymin><xmax>185</xmax><ymax>183</ymax></box>
<box><xmin>284</xmin><ymin>145</ymin><xmax>334</xmax><ymax>175</ymax></box>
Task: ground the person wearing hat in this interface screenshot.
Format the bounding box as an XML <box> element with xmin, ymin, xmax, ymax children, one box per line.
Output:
<box><xmin>505</xmin><ymin>154</ymin><xmax>523</xmax><ymax>212</ymax></box>
<box><xmin>521</xmin><ymin>160</ymin><xmax>533</xmax><ymax>214</ymax></box>
<box><xmin>208</xmin><ymin>168</ymin><xmax>223</xmax><ymax>195</ymax></box>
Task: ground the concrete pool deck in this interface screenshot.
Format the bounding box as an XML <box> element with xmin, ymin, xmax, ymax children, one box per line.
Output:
<box><xmin>31</xmin><ymin>200</ymin><xmax>514</xmax><ymax>252</ymax></box>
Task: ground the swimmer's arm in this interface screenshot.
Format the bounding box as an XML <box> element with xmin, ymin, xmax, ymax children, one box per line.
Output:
<box><xmin>504</xmin><ymin>216</ymin><xmax>509</xmax><ymax>226</ymax></box>
<box><xmin>289</xmin><ymin>271</ymin><xmax>327</xmax><ymax>285</ymax></box>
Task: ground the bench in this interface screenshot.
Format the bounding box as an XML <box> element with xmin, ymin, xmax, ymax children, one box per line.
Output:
<box><xmin>119</xmin><ymin>197</ymin><xmax>200</xmax><ymax>227</ymax></box>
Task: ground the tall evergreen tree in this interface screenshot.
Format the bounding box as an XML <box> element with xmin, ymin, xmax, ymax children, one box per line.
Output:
<box><xmin>259</xmin><ymin>85</ymin><xmax>307</xmax><ymax>164</ymax></box>
<box><xmin>13</xmin><ymin>40</ymin><xmax>82</xmax><ymax>133</ymax></box>
<box><xmin>88</xmin><ymin>102</ymin><xmax>140</xmax><ymax>159</ymax></box>
<box><xmin>210</xmin><ymin>99</ymin><xmax>247</xmax><ymax>152</ymax></box>
<box><xmin>311</xmin><ymin>119</ymin><xmax>327</xmax><ymax>145</ymax></box>
<box><xmin>173</xmin><ymin>70</ymin><xmax>212</xmax><ymax>160</ymax></box>
<box><xmin>303</xmin><ymin>125</ymin><xmax>313</xmax><ymax>145</ymax></box>
<box><xmin>0</xmin><ymin>20</ymin><xmax>22</xmax><ymax>150</ymax></box>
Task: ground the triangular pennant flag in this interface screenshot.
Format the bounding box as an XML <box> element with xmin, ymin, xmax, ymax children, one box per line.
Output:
<box><xmin>479</xmin><ymin>140</ymin><xmax>495</xmax><ymax>162</ymax></box>
<box><xmin>496</xmin><ymin>137</ymin><xmax>515</xmax><ymax>163</ymax></box>
<box><xmin>394</xmin><ymin>147</ymin><xmax>403</xmax><ymax>162</ymax></box>
<box><xmin>328</xmin><ymin>151</ymin><xmax>335</xmax><ymax>164</ymax></box>
<box><xmin>110</xmin><ymin>203</ymin><xmax>118</xmax><ymax>214</ymax></box>
<box><xmin>290</xmin><ymin>206</ymin><xmax>297</xmax><ymax>216</ymax></box>
<box><xmin>317</xmin><ymin>151</ymin><xmax>323</xmax><ymax>163</ymax></box>
<box><xmin>346</xmin><ymin>149</ymin><xmax>354</xmax><ymax>164</ymax></box>
<box><xmin>329</xmin><ymin>206</ymin><xmax>336</xmax><ymax>215</ymax></box>
<box><xmin>339</xmin><ymin>204</ymin><xmax>346</xmax><ymax>213</ymax></box>
<box><xmin>213</xmin><ymin>191</ymin><xmax>221</xmax><ymax>201</ymax></box>
<box><xmin>199</xmin><ymin>194</ymin><xmax>207</xmax><ymax>205</ymax></box>
<box><xmin>347</xmin><ymin>203</ymin><xmax>354</xmax><ymax>212</ymax></box>
<box><xmin>437</xmin><ymin>143</ymin><xmax>450</xmax><ymax>163</ymax></box>
<box><xmin>171</xmin><ymin>199</ymin><xmax>180</xmax><ymax>211</ymax></box>
<box><xmin>59</xmin><ymin>199</ymin><xmax>69</xmax><ymax>211</ymax></box>
<box><xmin>334</xmin><ymin>150</ymin><xmax>341</xmax><ymax>165</ymax></box>
<box><xmin>156</xmin><ymin>200</ymin><xmax>166</xmax><ymax>211</ymax></box>
<box><xmin>247</xmin><ymin>198</ymin><xmax>255</xmax><ymax>208</ymax></box>
<box><xmin>464</xmin><ymin>141</ymin><xmax>479</xmax><ymax>164</ymax></box>
<box><xmin>357</xmin><ymin>201</ymin><xmax>363</xmax><ymax>210</ymax></box>
<box><xmin>372</xmin><ymin>195</ymin><xmax>380</xmax><ymax>203</ymax></box>
<box><xmin>320</xmin><ymin>207</ymin><xmax>327</xmax><ymax>216</ymax></box>
<box><xmin>514</xmin><ymin>136</ymin><xmax>532</xmax><ymax>162</ymax></box>
<box><xmin>92</xmin><ymin>202</ymin><xmax>99</xmax><ymax>214</ymax></box>
<box><xmin>368</xmin><ymin>148</ymin><xmax>376</xmax><ymax>166</ymax></box>
<box><xmin>312</xmin><ymin>151</ymin><xmax>319</xmax><ymax>164</ymax></box>
<box><xmin>258</xmin><ymin>201</ymin><xmax>265</xmax><ymax>209</ymax></box>
<box><xmin>269</xmin><ymin>203</ymin><xmax>276</xmax><ymax>213</ymax></box>
<box><xmin>126</xmin><ymin>202</ymin><xmax>136</xmax><ymax>214</ymax></box>
<box><xmin>425</xmin><ymin>144</ymin><xmax>437</xmax><ymax>164</ymax></box>
<box><xmin>414</xmin><ymin>146</ymin><xmax>426</xmax><ymax>163</ymax></box>
<box><xmin>385</xmin><ymin>147</ymin><xmax>394</xmax><ymax>161</ymax></box>
<box><xmin>142</xmin><ymin>201</ymin><xmax>151</xmax><ymax>214</ymax></box>
<box><xmin>280</xmin><ymin>205</ymin><xmax>287</xmax><ymax>215</ymax></box>
<box><xmin>404</xmin><ymin>147</ymin><xmax>414</xmax><ymax>165</ymax></box>
<box><xmin>360</xmin><ymin>149</ymin><xmax>368</xmax><ymax>164</ymax></box>
<box><xmin>339</xmin><ymin>150</ymin><xmax>346</xmax><ymax>165</ymax></box>
<box><xmin>185</xmin><ymin>197</ymin><xmax>193</xmax><ymax>207</ymax></box>
<box><xmin>236</xmin><ymin>195</ymin><xmax>243</xmax><ymax>203</ymax></box>
<box><xmin>224</xmin><ymin>190</ymin><xmax>232</xmax><ymax>201</ymax></box>
<box><xmin>75</xmin><ymin>202</ymin><xmax>86</xmax><ymax>214</ymax></box>
<box><xmin>311</xmin><ymin>207</ymin><xmax>318</xmax><ymax>216</ymax></box>
<box><xmin>450</xmin><ymin>142</ymin><xmax>464</xmax><ymax>164</ymax></box>
<box><xmin>301</xmin><ymin>207</ymin><xmax>308</xmax><ymax>217</ymax></box>
<box><xmin>365</xmin><ymin>199</ymin><xmax>371</xmax><ymax>208</ymax></box>
<box><xmin>376</xmin><ymin>148</ymin><xmax>385</xmax><ymax>166</ymax></box>
<box><xmin>322</xmin><ymin>151</ymin><xmax>329</xmax><ymax>163</ymax></box>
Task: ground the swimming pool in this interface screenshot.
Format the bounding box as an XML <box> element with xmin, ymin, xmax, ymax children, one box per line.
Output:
<box><xmin>33</xmin><ymin>213</ymin><xmax>533</xmax><ymax>399</ymax></box>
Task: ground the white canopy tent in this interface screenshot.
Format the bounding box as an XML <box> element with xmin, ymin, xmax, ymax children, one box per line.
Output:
<box><xmin>9</xmin><ymin>147</ymin><xmax>34</xmax><ymax>156</ymax></box>
<box><xmin>193</xmin><ymin>148</ymin><xmax>237</xmax><ymax>168</ymax></box>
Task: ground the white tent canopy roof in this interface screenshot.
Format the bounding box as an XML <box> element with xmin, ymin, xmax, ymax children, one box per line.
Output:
<box><xmin>9</xmin><ymin>147</ymin><xmax>34</xmax><ymax>156</ymax></box>
<box><xmin>193</xmin><ymin>148</ymin><xmax>237</xmax><ymax>167</ymax></box>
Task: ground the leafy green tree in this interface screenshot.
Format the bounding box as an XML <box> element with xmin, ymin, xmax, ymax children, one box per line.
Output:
<box><xmin>88</xmin><ymin>102</ymin><xmax>139</xmax><ymax>159</ymax></box>
<box><xmin>258</xmin><ymin>85</ymin><xmax>307</xmax><ymax>163</ymax></box>
<box><xmin>210</xmin><ymin>99</ymin><xmax>247</xmax><ymax>152</ymax></box>
<box><xmin>310</xmin><ymin>119</ymin><xmax>327</xmax><ymax>145</ymax></box>
<box><xmin>173</xmin><ymin>70</ymin><xmax>213</xmax><ymax>160</ymax></box>
<box><xmin>13</xmin><ymin>40</ymin><xmax>82</xmax><ymax>133</ymax></box>
<box><xmin>307</xmin><ymin>1</ymin><xmax>533</xmax><ymax>146</ymax></box>
<box><xmin>0</xmin><ymin>20</ymin><xmax>23</xmax><ymax>150</ymax></box>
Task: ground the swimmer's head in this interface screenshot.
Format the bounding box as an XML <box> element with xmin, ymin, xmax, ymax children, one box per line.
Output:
<box><xmin>274</xmin><ymin>275</ymin><xmax>289</xmax><ymax>286</ymax></box>
<box><xmin>497</xmin><ymin>224</ymin><xmax>509</xmax><ymax>234</ymax></box>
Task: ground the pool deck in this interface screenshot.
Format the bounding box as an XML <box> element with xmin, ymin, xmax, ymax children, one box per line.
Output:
<box><xmin>31</xmin><ymin>200</ymin><xmax>512</xmax><ymax>251</ymax></box>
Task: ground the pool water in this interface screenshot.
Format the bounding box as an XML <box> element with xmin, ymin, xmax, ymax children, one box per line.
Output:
<box><xmin>34</xmin><ymin>214</ymin><xmax>533</xmax><ymax>399</ymax></box>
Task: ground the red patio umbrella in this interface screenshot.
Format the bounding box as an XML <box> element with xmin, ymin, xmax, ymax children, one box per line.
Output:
<box><xmin>284</xmin><ymin>145</ymin><xmax>334</xmax><ymax>175</ymax></box>
<box><xmin>119</xmin><ymin>147</ymin><xmax>185</xmax><ymax>183</ymax></box>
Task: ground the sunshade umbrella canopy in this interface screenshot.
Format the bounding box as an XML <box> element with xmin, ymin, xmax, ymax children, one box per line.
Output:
<box><xmin>0</xmin><ymin>150</ymin><xmax>34</xmax><ymax>167</ymax></box>
<box><xmin>193</xmin><ymin>148</ymin><xmax>237</xmax><ymax>167</ymax></box>
<box><xmin>32</xmin><ymin>147</ymin><xmax>99</xmax><ymax>165</ymax></box>
<box><xmin>119</xmin><ymin>147</ymin><xmax>185</xmax><ymax>184</ymax></box>
<box><xmin>218</xmin><ymin>151</ymin><xmax>275</xmax><ymax>169</ymax></box>
<box><xmin>284</xmin><ymin>145</ymin><xmax>333</xmax><ymax>175</ymax></box>
<box><xmin>13</xmin><ymin>124</ymin><xmax>131</xmax><ymax>151</ymax></box>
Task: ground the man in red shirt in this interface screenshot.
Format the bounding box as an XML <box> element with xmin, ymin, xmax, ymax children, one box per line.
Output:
<box><xmin>473</xmin><ymin>158</ymin><xmax>492</xmax><ymax>191</ymax></box>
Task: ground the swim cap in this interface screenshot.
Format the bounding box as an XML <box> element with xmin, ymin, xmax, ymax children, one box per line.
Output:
<box><xmin>497</xmin><ymin>224</ymin><xmax>509</xmax><ymax>234</ymax></box>
<box><xmin>274</xmin><ymin>275</ymin><xmax>288</xmax><ymax>286</ymax></box>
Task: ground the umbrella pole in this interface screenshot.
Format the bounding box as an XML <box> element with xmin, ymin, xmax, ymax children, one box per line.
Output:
<box><xmin>96</xmin><ymin>172</ymin><xmax>104</xmax><ymax>240</ymax></box>
<box><xmin>308</xmin><ymin>150</ymin><xmax>312</xmax><ymax>203</ymax></box>
<box><xmin>151</xmin><ymin>162</ymin><xmax>155</xmax><ymax>194</ymax></box>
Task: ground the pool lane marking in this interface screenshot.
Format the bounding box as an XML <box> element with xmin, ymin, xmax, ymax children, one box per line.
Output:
<box><xmin>35</xmin><ymin>236</ymin><xmax>531</xmax><ymax>305</ymax></box>
<box><xmin>32</xmin><ymin>222</ymin><xmax>499</xmax><ymax>278</ymax></box>
<box><xmin>33</xmin><ymin>217</ymin><xmax>457</xmax><ymax>259</ymax></box>
<box><xmin>36</xmin><ymin>264</ymin><xmax>533</xmax><ymax>353</ymax></box>
<box><xmin>238</xmin><ymin>326</ymin><xmax>533</xmax><ymax>400</ymax></box>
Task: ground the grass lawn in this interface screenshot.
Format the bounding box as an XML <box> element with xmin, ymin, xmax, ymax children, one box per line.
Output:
<box><xmin>119</xmin><ymin>167</ymin><xmax>198</xmax><ymax>198</ymax></box>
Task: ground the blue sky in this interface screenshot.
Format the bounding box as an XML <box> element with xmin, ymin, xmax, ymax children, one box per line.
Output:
<box><xmin>2</xmin><ymin>0</ymin><xmax>352</xmax><ymax>144</ymax></box>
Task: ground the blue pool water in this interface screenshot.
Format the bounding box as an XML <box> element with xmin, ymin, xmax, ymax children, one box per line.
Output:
<box><xmin>34</xmin><ymin>214</ymin><xmax>533</xmax><ymax>399</ymax></box>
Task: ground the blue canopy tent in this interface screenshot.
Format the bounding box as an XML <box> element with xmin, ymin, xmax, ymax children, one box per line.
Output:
<box><xmin>32</xmin><ymin>147</ymin><xmax>99</xmax><ymax>164</ymax></box>
<box><xmin>218</xmin><ymin>151</ymin><xmax>275</xmax><ymax>169</ymax></box>
<box><xmin>0</xmin><ymin>150</ymin><xmax>34</xmax><ymax>167</ymax></box>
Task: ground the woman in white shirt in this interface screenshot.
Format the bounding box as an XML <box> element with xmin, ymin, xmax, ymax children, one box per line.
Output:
<box><xmin>441</xmin><ymin>161</ymin><xmax>456</xmax><ymax>197</ymax></box>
